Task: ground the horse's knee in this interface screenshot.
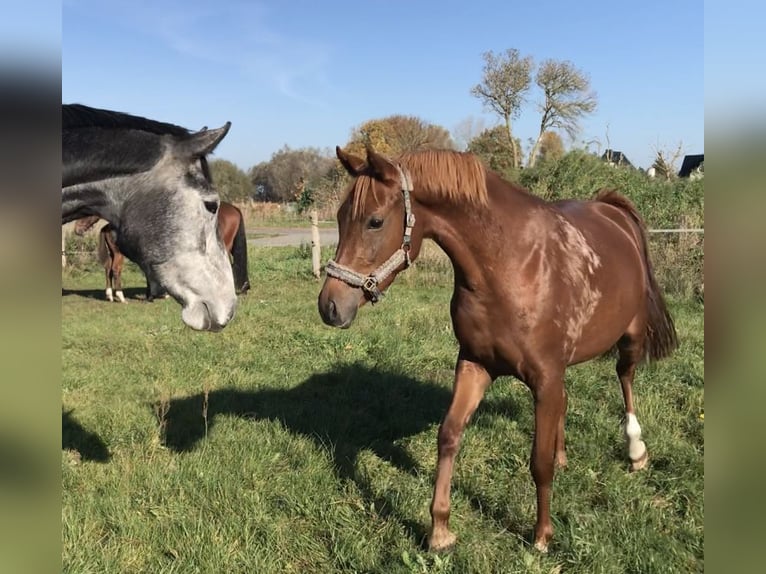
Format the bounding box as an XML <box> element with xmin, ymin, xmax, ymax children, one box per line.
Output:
<box><xmin>437</xmin><ymin>421</ymin><xmax>462</xmax><ymax>456</ymax></box>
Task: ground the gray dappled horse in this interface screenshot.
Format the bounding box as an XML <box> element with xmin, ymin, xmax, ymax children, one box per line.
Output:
<box><xmin>62</xmin><ymin>104</ymin><xmax>237</xmax><ymax>331</ymax></box>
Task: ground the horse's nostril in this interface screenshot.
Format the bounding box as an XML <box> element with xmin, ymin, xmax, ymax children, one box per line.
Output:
<box><xmin>328</xmin><ymin>299</ymin><xmax>338</xmax><ymax>322</ymax></box>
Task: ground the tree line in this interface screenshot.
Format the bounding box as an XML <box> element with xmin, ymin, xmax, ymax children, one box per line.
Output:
<box><xmin>210</xmin><ymin>48</ymin><xmax>683</xmax><ymax>208</ymax></box>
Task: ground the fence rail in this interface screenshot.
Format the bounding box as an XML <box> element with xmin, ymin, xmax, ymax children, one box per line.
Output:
<box><xmin>62</xmin><ymin>227</ymin><xmax>705</xmax><ymax>256</ymax></box>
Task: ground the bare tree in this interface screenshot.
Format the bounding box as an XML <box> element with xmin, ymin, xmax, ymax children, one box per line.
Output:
<box><xmin>527</xmin><ymin>59</ymin><xmax>597</xmax><ymax>168</ymax></box>
<box><xmin>471</xmin><ymin>49</ymin><xmax>533</xmax><ymax>168</ymax></box>
<box><xmin>651</xmin><ymin>141</ymin><xmax>685</xmax><ymax>180</ymax></box>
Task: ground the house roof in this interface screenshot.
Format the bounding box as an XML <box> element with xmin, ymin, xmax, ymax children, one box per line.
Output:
<box><xmin>601</xmin><ymin>149</ymin><xmax>633</xmax><ymax>168</ymax></box>
<box><xmin>678</xmin><ymin>154</ymin><xmax>704</xmax><ymax>177</ymax></box>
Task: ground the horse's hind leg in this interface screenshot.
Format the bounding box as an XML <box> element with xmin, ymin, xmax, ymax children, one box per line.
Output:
<box><xmin>104</xmin><ymin>261</ymin><xmax>113</xmax><ymax>302</ymax></box>
<box><xmin>113</xmin><ymin>253</ymin><xmax>126</xmax><ymax>303</ymax></box>
<box><xmin>530</xmin><ymin>370</ymin><xmax>566</xmax><ymax>552</ymax></box>
<box><xmin>617</xmin><ymin>321</ymin><xmax>649</xmax><ymax>471</ymax></box>
<box><xmin>103</xmin><ymin>230</ymin><xmax>126</xmax><ymax>303</ymax></box>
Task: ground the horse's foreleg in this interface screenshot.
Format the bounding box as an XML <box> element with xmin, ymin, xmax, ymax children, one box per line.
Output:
<box><xmin>428</xmin><ymin>358</ymin><xmax>491</xmax><ymax>552</ymax></box>
<box><xmin>555</xmin><ymin>387</ymin><xmax>568</xmax><ymax>469</ymax></box>
<box><xmin>530</xmin><ymin>372</ymin><xmax>565</xmax><ymax>553</ymax></box>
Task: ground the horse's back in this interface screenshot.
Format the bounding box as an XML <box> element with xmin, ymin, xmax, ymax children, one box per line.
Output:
<box><xmin>546</xmin><ymin>196</ymin><xmax>649</xmax><ymax>363</ymax></box>
<box><xmin>552</xmin><ymin>197</ymin><xmax>645</xmax><ymax>272</ymax></box>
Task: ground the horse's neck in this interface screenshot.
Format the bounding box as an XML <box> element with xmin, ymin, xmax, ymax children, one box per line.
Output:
<box><xmin>61</xmin><ymin>182</ymin><xmax>122</xmax><ymax>226</ymax></box>
<box><xmin>419</xmin><ymin>177</ymin><xmax>544</xmax><ymax>289</ymax></box>
<box><xmin>62</xmin><ymin>128</ymin><xmax>165</xmax><ymax>224</ymax></box>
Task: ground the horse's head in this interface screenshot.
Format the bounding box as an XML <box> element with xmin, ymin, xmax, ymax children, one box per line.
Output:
<box><xmin>62</xmin><ymin>110</ymin><xmax>237</xmax><ymax>331</ymax></box>
<box><xmin>118</xmin><ymin>125</ymin><xmax>237</xmax><ymax>331</ymax></box>
<box><xmin>318</xmin><ymin>146</ymin><xmax>423</xmax><ymax>328</ymax></box>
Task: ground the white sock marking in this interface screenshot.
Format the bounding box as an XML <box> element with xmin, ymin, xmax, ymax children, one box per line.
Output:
<box><xmin>624</xmin><ymin>413</ymin><xmax>647</xmax><ymax>461</ymax></box>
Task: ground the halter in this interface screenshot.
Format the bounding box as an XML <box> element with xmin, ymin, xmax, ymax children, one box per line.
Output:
<box><xmin>325</xmin><ymin>165</ymin><xmax>416</xmax><ymax>303</ymax></box>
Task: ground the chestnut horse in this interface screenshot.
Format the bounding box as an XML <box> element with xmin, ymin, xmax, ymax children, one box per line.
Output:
<box><xmin>318</xmin><ymin>146</ymin><xmax>678</xmax><ymax>553</ymax></box>
<box><xmin>75</xmin><ymin>202</ymin><xmax>250</xmax><ymax>302</ymax></box>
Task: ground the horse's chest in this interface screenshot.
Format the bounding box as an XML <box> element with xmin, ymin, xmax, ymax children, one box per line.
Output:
<box><xmin>450</xmin><ymin>292</ymin><xmax>524</xmax><ymax>374</ymax></box>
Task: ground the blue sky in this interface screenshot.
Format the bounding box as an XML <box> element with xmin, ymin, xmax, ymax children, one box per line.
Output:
<box><xmin>62</xmin><ymin>0</ymin><xmax>703</xmax><ymax>171</ymax></box>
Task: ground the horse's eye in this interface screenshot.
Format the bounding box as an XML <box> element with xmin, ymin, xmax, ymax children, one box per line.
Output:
<box><xmin>204</xmin><ymin>201</ymin><xmax>218</xmax><ymax>215</ymax></box>
<box><xmin>368</xmin><ymin>216</ymin><xmax>384</xmax><ymax>229</ymax></box>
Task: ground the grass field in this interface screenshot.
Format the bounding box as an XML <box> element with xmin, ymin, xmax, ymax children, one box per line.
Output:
<box><xmin>62</xmin><ymin>246</ymin><xmax>703</xmax><ymax>573</ymax></box>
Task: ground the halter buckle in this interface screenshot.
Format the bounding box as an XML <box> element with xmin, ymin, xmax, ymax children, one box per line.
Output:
<box><xmin>362</xmin><ymin>276</ymin><xmax>379</xmax><ymax>293</ymax></box>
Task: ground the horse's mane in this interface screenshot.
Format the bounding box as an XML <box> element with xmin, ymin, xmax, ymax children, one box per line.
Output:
<box><xmin>62</xmin><ymin>103</ymin><xmax>190</xmax><ymax>137</ymax></box>
<box><xmin>350</xmin><ymin>149</ymin><xmax>488</xmax><ymax>218</ymax></box>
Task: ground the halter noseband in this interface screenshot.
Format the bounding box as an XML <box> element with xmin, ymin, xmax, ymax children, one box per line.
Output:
<box><xmin>325</xmin><ymin>165</ymin><xmax>415</xmax><ymax>303</ymax></box>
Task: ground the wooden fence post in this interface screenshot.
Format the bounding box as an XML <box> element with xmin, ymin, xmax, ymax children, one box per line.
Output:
<box><xmin>62</xmin><ymin>226</ymin><xmax>68</xmax><ymax>269</ymax></box>
<box><xmin>310</xmin><ymin>209</ymin><xmax>321</xmax><ymax>279</ymax></box>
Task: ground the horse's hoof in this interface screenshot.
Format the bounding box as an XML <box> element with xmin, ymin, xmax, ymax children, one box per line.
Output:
<box><xmin>555</xmin><ymin>451</ymin><xmax>568</xmax><ymax>469</ymax></box>
<box><xmin>428</xmin><ymin>530</ymin><xmax>456</xmax><ymax>553</ymax></box>
<box><xmin>630</xmin><ymin>451</ymin><xmax>649</xmax><ymax>472</ymax></box>
<box><xmin>533</xmin><ymin>523</ymin><xmax>553</xmax><ymax>553</ymax></box>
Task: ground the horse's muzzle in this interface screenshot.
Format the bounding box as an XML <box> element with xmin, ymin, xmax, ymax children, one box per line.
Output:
<box><xmin>181</xmin><ymin>299</ymin><xmax>236</xmax><ymax>332</ymax></box>
<box><xmin>318</xmin><ymin>282</ymin><xmax>358</xmax><ymax>328</ymax></box>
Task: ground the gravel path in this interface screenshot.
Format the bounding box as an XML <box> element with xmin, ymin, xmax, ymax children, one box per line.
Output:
<box><xmin>247</xmin><ymin>226</ymin><xmax>338</xmax><ymax>247</ymax></box>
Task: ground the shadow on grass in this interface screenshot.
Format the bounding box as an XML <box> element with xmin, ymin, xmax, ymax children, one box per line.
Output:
<box><xmin>61</xmin><ymin>287</ymin><xmax>148</xmax><ymax>301</ymax></box>
<box><xmin>62</xmin><ymin>410</ymin><xmax>110</xmax><ymax>462</ymax></box>
<box><xmin>161</xmin><ymin>362</ymin><xmax>525</xmax><ymax>547</ymax></box>
<box><xmin>163</xmin><ymin>363</ymin><xmax>451</xmax><ymax>473</ymax></box>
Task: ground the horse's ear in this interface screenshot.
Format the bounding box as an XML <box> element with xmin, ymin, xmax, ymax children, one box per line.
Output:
<box><xmin>336</xmin><ymin>146</ymin><xmax>366</xmax><ymax>176</ymax></box>
<box><xmin>365</xmin><ymin>146</ymin><xmax>398</xmax><ymax>184</ymax></box>
<box><xmin>179</xmin><ymin>122</ymin><xmax>231</xmax><ymax>158</ymax></box>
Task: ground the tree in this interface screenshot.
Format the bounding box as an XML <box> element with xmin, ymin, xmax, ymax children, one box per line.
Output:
<box><xmin>249</xmin><ymin>145</ymin><xmax>335</xmax><ymax>203</ymax></box>
<box><xmin>209</xmin><ymin>159</ymin><xmax>253</xmax><ymax>202</ymax></box>
<box><xmin>651</xmin><ymin>141</ymin><xmax>685</xmax><ymax>181</ymax></box>
<box><xmin>467</xmin><ymin>125</ymin><xmax>520</xmax><ymax>180</ymax></box>
<box><xmin>345</xmin><ymin>115</ymin><xmax>455</xmax><ymax>158</ymax></box>
<box><xmin>526</xmin><ymin>59</ymin><xmax>597</xmax><ymax>168</ymax></box>
<box><xmin>535</xmin><ymin>131</ymin><xmax>565</xmax><ymax>164</ymax></box>
<box><xmin>470</xmin><ymin>49</ymin><xmax>533</xmax><ymax>169</ymax></box>
<box><xmin>452</xmin><ymin>116</ymin><xmax>487</xmax><ymax>151</ymax></box>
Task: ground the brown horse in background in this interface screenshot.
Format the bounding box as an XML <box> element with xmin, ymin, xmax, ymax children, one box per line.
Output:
<box><xmin>318</xmin><ymin>146</ymin><xmax>678</xmax><ymax>553</ymax></box>
<box><xmin>75</xmin><ymin>202</ymin><xmax>250</xmax><ymax>302</ymax></box>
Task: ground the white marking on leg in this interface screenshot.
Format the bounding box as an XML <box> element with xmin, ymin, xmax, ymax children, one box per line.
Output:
<box><xmin>105</xmin><ymin>287</ymin><xmax>113</xmax><ymax>302</ymax></box>
<box><xmin>624</xmin><ymin>412</ymin><xmax>647</xmax><ymax>462</ymax></box>
<box><xmin>116</xmin><ymin>290</ymin><xmax>126</xmax><ymax>303</ymax></box>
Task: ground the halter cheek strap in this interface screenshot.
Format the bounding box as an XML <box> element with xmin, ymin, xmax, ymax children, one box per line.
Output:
<box><xmin>325</xmin><ymin>165</ymin><xmax>415</xmax><ymax>303</ymax></box>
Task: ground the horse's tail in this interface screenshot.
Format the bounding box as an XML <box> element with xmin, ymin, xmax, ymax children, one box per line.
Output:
<box><xmin>596</xmin><ymin>189</ymin><xmax>678</xmax><ymax>361</ymax></box>
<box><xmin>97</xmin><ymin>224</ymin><xmax>111</xmax><ymax>267</ymax></box>
<box><xmin>230</xmin><ymin>207</ymin><xmax>250</xmax><ymax>294</ymax></box>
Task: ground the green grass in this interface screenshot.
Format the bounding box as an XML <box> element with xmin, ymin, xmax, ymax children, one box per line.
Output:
<box><xmin>62</xmin><ymin>247</ymin><xmax>704</xmax><ymax>573</ymax></box>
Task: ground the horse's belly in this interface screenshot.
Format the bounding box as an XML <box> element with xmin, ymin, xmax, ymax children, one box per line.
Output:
<box><xmin>564</xmin><ymin>281</ymin><xmax>643</xmax><ymax>364</ymax></box>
